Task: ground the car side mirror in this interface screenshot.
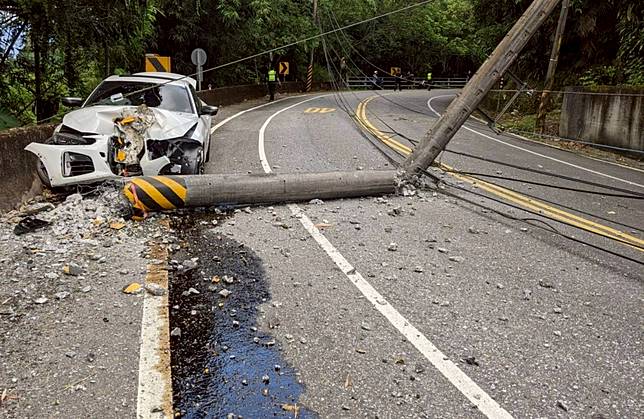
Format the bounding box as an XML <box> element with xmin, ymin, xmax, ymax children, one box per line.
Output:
<box><xmin>200</xmin><ymin>105</ymin><xmax>218</xmax><ymax>116</ymax></box>
<box><xmin>62</xmin><ymin>97</ymin><xmax>84</xmax><ymax>107</ymax></box>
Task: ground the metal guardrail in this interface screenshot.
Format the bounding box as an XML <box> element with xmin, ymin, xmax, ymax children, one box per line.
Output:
<box><xmin>346</xmin><ymin>76</ymin><xmax>469</xmax><ymax>89</ymax></box>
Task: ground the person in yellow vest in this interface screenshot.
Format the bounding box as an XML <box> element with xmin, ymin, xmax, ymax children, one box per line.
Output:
<box><xmin>426</xmin><ymin>70</ymin><xmax>433</xmax><ymax>91</ymax></box>
<box><xmin>267</xmin><ymin>68</ymin><xmax>279</xmax><ymax>101</ymax></box>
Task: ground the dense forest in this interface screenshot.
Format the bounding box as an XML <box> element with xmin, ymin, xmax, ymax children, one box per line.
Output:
<box><xmin>0</xmin><ymin>0</ymin><xmax>642</xmax><ymax>127</ymax></box>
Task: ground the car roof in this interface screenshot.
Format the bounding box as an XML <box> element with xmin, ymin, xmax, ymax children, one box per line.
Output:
<box><xmin>102</xmin><ymin>72</ymin><xmax>197</xmax><ymax>88</ymax></box>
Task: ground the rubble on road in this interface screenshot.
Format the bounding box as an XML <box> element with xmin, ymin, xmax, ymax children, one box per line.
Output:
<box><xmin>0</xmin><ymin>185</ymin><xmax>170</xmax><ymax>417</ymax></box>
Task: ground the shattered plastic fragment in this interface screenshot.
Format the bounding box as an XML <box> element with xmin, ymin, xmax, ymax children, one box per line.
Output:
<box><xmin>110</xmin><ymin>222</ymin><xmax>126</xmax><ymax>230</ymax></box>
<box><xmin>122</xmin><ymin>282</ymin><xmax>143</xmax><ymax>294</ymax></box>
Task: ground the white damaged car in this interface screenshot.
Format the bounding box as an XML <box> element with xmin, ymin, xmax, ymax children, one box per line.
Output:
<box><xmin>26</xmin><ymin>72</ymin><xmax>217</xmax><ymax>188</ymax></box>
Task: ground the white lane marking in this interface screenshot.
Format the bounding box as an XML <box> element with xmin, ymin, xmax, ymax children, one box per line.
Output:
<box><xmin>427</xmin><ymin>95</ymin><xmax>644</xmax><ymax>189</ymax></box>
<box><xmin>259</xmin><ymin>99</ymin><xmax>514</xmax><ymax>419</ymax></box>
<box><xmin>211</xmin><ymin>96</ymin><xmax>306</xmax><ymax>133</ymax></box>
<box><xmin>463</xmin><ymin>113</ymin><xmax>644</xmax><ymax>174</ymax></box>
<box><xmin>258</xmin><ymin>96</ymin><xmax>328</xmax><ymax>173</ymax></box>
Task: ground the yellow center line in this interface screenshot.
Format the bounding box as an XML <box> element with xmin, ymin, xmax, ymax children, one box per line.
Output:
<box><xmin>356</xmin><ymin>95</ymin><xmax>643</xmax><ymax>252</ymax></box>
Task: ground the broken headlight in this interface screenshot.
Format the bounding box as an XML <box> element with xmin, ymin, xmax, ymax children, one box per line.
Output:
<box><xmin>49</xmin><ymin>128</ymin><xmax>96</xmax><ymax>145</ymax></box>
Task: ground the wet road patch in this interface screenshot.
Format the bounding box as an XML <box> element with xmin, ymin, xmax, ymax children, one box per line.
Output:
<box><xmin>168</xmin><ymin>212</ymin><xmax>314</xmax><ymax>418</ymax></box>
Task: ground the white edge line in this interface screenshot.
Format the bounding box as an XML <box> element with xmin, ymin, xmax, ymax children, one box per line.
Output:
<box><xmin>258</xmin><ymin>95</ymin><xmax>329</xmax><ymax>173</ymax></box>
<box><xmin>259</xmin><ymin>97</ymin><xmax>514</xmax><ymax>419</ymax></box>
<box><xmin>211</xmin><ymin>95</ymin><xmax>306</xmax><ymax>134</ymax></box>
<box><xmin>427</xmin><ymin>95</ymin><xmax>644</xmax><ymax>189</ymax></box>
<box><xmin>465</xmin><ymin>113</ymin><xmax>644</xmax><ymax>174</ymax></box>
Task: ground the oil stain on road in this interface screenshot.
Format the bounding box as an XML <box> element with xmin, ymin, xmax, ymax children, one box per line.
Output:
<box><xmin>168</xmin><ymin>211</ymin><xmax>315</xmax><ymax>418</ymax></box>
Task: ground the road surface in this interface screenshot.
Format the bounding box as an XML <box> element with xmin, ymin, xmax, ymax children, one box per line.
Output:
<box><xmin>166</xmin><ymin>89</ymin><xmax>643</xmax><ymax>418</ymax></box>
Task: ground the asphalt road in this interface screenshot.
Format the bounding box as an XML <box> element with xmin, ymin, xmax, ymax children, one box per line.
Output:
<box><xmin>173</xmin><ymin>89</ymin><xmax>643</xmax><ymax>418</ymax></box>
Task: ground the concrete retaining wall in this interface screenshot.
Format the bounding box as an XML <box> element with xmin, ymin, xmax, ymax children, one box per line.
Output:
<box><xmin>0</xmin><ymin>124</ymin><xmax>55</xmax><ymax>211</ymax></box>
<box><xmin>560</xmin><ymin>86</ymin><xmax>644</xmax><ymax>152</ymax></box>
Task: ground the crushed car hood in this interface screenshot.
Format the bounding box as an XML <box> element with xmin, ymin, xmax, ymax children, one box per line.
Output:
<box><xmin>62</xmin><ymin>105</ymin><xmax>198</xmax><ymax>139</ymax></box>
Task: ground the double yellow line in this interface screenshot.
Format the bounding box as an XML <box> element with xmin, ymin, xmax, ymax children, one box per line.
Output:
<box><xmin>356</xmin><ymin>96</ymin><xmax>644</xmax><ymax>252</ymax></box>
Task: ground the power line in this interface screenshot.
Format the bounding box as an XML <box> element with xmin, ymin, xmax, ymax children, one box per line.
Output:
<box><xmin>21</xmin><ymin>0</ymin><xmax>434</xmax><ymax>127</ymax></box>
<box><xmin>435</xmin><ymin>177</ymin><xmax>644</xmax><ymax>265</ymax></box>
<box><xmin>441</xmin><ymin>169</ymin><xmax>644</xmax><ymax>199</ymax></box>
<box><xmin>501</xmin><ymin>128</ymin><xmax>644</xmax><ymax>155</ymax></box>
<box><xmin>444</xmin><ymin>149</ymin><xmax>644</xmax><ymax>197</ymax></box>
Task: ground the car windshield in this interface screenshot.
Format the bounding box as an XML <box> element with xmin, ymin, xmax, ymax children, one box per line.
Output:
<box><xmin>85</xmin><ymin>81</ymin><xmax>194</xmax><ymax>114</ymax></box>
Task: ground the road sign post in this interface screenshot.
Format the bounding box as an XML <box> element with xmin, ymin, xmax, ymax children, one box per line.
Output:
<box><xmin>191</xmin><ymin>48</ymin><xmax>207</xmax><ymax>91</ymax></box>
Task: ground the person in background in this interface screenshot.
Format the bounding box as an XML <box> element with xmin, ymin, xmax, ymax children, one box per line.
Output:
<box><xmin>394</xmin><ymin>69</ymin><xmax>402</xmax><ymax>91</ymax></box>
<box><xmin>267</xmin><ymin>66</ymin><xmax>279</xmax><ymax>101</ymax></box>
<box><xmin>371</xmin><ymin>70</ymin><xmax>380</xmax><ymax>90</ymax></box>
<box><xmin>426</xmin><ymin>70</ymin><xmax>433</xmax><ymax>91</ymax></box>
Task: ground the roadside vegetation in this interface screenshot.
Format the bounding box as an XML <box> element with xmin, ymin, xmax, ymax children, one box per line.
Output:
<box><xmin>0</xmin><ymin>0</ymin><xmax>642</xmax><ymax>129</ymax></box>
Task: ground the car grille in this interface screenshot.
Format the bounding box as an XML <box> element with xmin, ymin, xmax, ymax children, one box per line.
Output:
<box><xmin>66</xmin><ymin>153</ymin><xmax>95</xmax><ymax>176</ymax></box>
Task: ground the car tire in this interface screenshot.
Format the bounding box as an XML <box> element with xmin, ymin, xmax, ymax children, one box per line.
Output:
<box><xmin>36</xmin><ymin>159</ymin><xmax>53</xmax><ymax>189</ymax></box>
<box><xmin>180</xmin><ymin>147</ymin><xmax>204</xmax><ymax>175</ymax></box>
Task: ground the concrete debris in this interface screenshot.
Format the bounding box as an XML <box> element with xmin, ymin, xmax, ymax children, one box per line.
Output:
<box><xmin>55</xmin><ymin>291</ymin><xmax>71</xmax><ymax>300</ymax></box>
<box><xmin>20</xmin><ymin>202</ymin><xmax>55</xmax><ymax>216</ymax></box>
<box><xmin>387</xmin><ymin>206</ymin><xmax>403</xmax><ymax>216</ymax></box>
<box><xmin>170</xmin><ymin>327</ymin><xmax>182</xmax><ymax>337</ymax></box>
<box><xmin>63</xmin><ymin>263</ymin><xmax>83</xmax><ymax>276</ymax></box>
<box><xmin>222</xmin><ymin>275</ymin><xmax>234</xmax><ymax>284</ymax></box>
<box><xmin>183</xmin><ymin>287</ymin><xmax>200</xmax><ymax>296</ymax></box>
<box><xmin>219</xmin><ymin>289</ymin><xmax>232</xmax><ymax>298</ymax></box>
<box><xmin>387</xmin><ymin>242</ymin><xmax>398</xmax><ymax>251</ymax></box>
<box><xmin>33</xmin><ymin>297</ymin><xmax>48</xmax><ymax>304</ymax></box>
<box><xmin>467</xmin><ymin>226</ymin><xmax>480</xmax><ymax>234</ymax></box>
<box><xmin>557</xmin><ymin>400</ymin><xmax>569</xmax><ymax>412</ymax></box>
<box><xmin>448</xmin><ymin>256</ymin><xmax>464</xmax><ymax>263</ymax></box>
<box><xmin>309</xmin><ymin>199</ymin><xmax>324</xmax><ymax>205</ymax></box>
<box><xmin>179</xmin><ymin>259</ymin><xmax>199</xmax><ymax>274</ymax></box>
<box><xmin>437</xmin><ymin>247</ymin><xmax>449</xmax><ymax>254</ymax></box>
<box><xmin>145</xmin><ymin>283</ymin><xmax>166</xmax><ymax>296</ymax></box>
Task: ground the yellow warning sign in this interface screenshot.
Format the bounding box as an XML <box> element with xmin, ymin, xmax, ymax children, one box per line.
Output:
<box><xmin>279</xmin><ymin>62</ymin><xmax>290</xmax><ymax>75</ymax></box>
<box><xmin>304</xmin><ymin>107</ymin><xmax>335</xmax><ymax>114</ymax></box>
<box><xmin>390</xmin><ymin>67</ymin><xmax>401</xmax><ymax>76</ymax></box>
<box><xmin>145</xmin><ymin>54</ymin><xmax>172</xmax><ymax>72</ymax></box>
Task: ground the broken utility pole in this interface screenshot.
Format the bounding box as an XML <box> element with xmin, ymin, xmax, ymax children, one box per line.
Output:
<box><xmin>535</xmin><ymin>0</ymin><xmax>570</xmax><ymax>134</ymax></box>
<box><xmin>123</xmin><ymin>170</ymin><xmax>397</xmax><ymax>214</ymax></box>
<box><xmin>306</xmin><ymin>0</ymin><xmax>318</xmax><ymax>92</ymax></box>
<box><xmin>402</xmin><ymin>0</ymin><xmax>562</xmax><ymax>177</ymax></box>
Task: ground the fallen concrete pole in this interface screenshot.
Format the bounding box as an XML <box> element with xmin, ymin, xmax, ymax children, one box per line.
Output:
<box><xmin>122</xmin><ymin>170</ymin><xmax>397</xmax><ymax>214</ymax></box>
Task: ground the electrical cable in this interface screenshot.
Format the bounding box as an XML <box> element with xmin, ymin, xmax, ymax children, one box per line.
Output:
<box><xmin>444</xmin><ymin>149</ymin><xmax>644</xmax><ymax>197</ymax></box>
<box><xmin>326</xmin><ymin>7</ymin><xmax>434</xmax><ymax>118</ymax></box>
<box><xmin>502</xmin><ymin>128</ymin><xmax>644</xmax><ymax>155</ymax></box>
<box><xmin>488</xmin><ymin>89</ymin><xmax>644</xmax><ymax>98</ymax></box>
<box><xmin>20</xmin><ymin>0</ymin><xmax>435</xmax><ymax>127</ymax></box>
<box><xmin>440</xmin><ymin>169</ymin><xmax>644</xmax><ymax>199</ymax></box>
<box><xmin>434</xmin><ymin>176</ymin><xmax>644</xmax><ymax>265</ymax></box>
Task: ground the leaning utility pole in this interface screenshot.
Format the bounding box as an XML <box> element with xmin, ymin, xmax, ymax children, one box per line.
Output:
<box><xmin>306</xmin><ymin>0</ymin><xmax>318</xmax><ymax>92</ymax></box>
<box><xmin>535</xmin><ymin>0</ymin><xmax>570</xmax><ymax>134</ymax></box>
<box><xmin>402</xmin><ymin>0</ymin><xmax>562</xmax><ymax>176</ymax></box>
